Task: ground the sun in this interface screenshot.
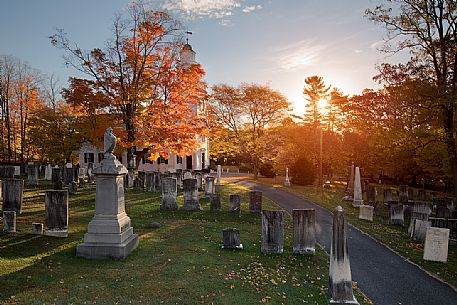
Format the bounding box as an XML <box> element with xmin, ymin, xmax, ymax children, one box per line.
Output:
<box><xmin>317</xmin><ymin>98</ymin><xmax>328</xmax><ymax>113</ymax></box>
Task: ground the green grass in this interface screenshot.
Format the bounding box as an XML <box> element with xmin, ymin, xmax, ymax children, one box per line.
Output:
<box><xmin>249</xmin><ymin>176</ymin><xmax>457</xmax><ymax>290</ymax></box>
<box><xmin>0</xmin><ymin>179</ymin><xmax>372</xmax><ymax>304</ymax></box>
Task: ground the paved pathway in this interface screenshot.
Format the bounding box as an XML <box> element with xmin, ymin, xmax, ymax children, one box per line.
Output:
<box><xmin>236</xmin><ymin>180</ymin><xmax>457</xmax><ymax>305</ymax></box>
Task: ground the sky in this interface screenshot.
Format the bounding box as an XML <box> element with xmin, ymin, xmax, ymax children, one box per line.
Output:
<box><xmin>0</xmin><ymin>0</ymin><xmax>401</xmax><ymax>115</ymax></box>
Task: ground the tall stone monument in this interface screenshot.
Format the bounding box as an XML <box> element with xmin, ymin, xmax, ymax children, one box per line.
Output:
<box><xmin>353</xmin><ymin>167</ymin><xmax>363</xmax><ymax>207</ymax></box>
<box><xmin>328</xmin><ymin>206</ymin><xmax>358</xmax><ymax>304</ymax></box>
<box><xmin>347</xmin><ymin>162</ymin><xmax>355</xmax><ymax>194</ymax></box>
<box><xmin>216</xmin><ymin>165</ymin><xmax>222</xmax><ymax>185</ymax></box>
<box><xmin>77</xmin><ymin>127</ymin><xmax>138</xmax><ymax>259</ymax></box>
<box><xmin>284</xmin><ymin>168</ymin><xmax>291</xmax><ymax>187</ymax></box>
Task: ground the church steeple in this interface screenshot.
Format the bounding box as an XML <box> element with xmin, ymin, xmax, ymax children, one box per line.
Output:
<box><xmin>180</xmin><ymin>31</ymin><xmax>196</xmax><ymax>67</ymax></box>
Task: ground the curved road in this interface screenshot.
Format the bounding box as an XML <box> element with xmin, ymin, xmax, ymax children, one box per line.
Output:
<box><xmin>236</xmin><ymin>180</ymin><xmax>457</xmax><ymax>305</ymax></box>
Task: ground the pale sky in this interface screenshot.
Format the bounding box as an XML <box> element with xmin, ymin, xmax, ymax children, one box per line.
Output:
<box><xmin>0</xmin><ymin>0</ymin><xmax>400</xmax><ymax>115</ymax></box>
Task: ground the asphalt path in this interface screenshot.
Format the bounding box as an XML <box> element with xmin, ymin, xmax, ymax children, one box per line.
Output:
<box><xmin>235</xmin><ymin>180</ymin><xmax>457</xmax><ymax>305</ymax></box>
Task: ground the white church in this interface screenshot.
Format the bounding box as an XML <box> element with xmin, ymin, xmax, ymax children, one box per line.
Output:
<box><xmin>76</xmin><ymin>41</ymin><xmax>210</xmax><ymax>173</ymax></box>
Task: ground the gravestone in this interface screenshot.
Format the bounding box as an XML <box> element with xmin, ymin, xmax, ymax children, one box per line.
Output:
<box><xmin>204</xmin><ymin>176</ymin><xmax>215</xmax><ymax>197</ymax></box>
<box><xmin>0</xmin><ymin>180</ymin><xmax>2</xmax><ymax>201</ymax></box>
<box><xmin>161</xmin><ymin>177</ymin><xmax>178</xmax><ymax>210</ymax></box>
<box><xmin>176</xmin><ymin>170</ymin><xmax>183</xmax><ymax>190</ymax></box>
<box><xmin>410</xmin><ymin>219</ymin><xmax>431</xmax><ymax>242</ymax></box>
<box><xmin>182</xmin><ymin>178</ymin><xmax>200</xmax><ymax>211</ymax></box>
<box><xmin>2</xmin><ymin>178</ymin><xmax>24</xmax><ymax>214</ymax></box>
<box><xmin>210</xmin><ymin>194</ymin><xmax>221</xmax><ymax>211</ymax></box>
<box><xmin>138</xmin><ymin>171</ymin><xmax>146</xmax><ymax>188</ymax></box>
<box><xmin>14</xmin><ymin>166</ymin><xmax>20</xmax><ymax>176</ymax></box>
<box><xmin>45</xmin><ymin>190</ymin><xmax>69</xmax><ymax>237</ymax></box>
<box><xmin>27</xmin><ymin>164</ymin><xmax>39</xmax><ymax>186</ymax></box>
<box><xmin>408</xmin><ymin>188</ymin><xmax>415</xmax><ymax>201</ymax></box>
<box><xmin>77</xmin><ymin>127</ymin><xmax>138</xmax><ymax>259</ymax></box>
<box><xmin>222</xmin><ymin>228</ymin><xmax>243</xmax><ymax>249</ymax></box>
<box><xmin>353</xmin><ymin>167</ymin><xmax>363</xmax><ymax>207</ymax></box>
<box><xmin>0</xmin><ymin>165</ymin><xmax>15</xmax><ymax>178</ymax></box>
<box><xmin>423</xmin><ymin>227</ymin><xmax>450</xmax><ymax>262</ymax></box>
<box><xmin>261</xmin><ymin>210</ymin><xmax>284</xmax><ymax>254</ymax></box>
<box><xmin>347</xmin><ymin>162</ymin><xmax>355</xmax><ymax>194</ymax></box>
<box><xmin>284</xmin><ymin>167</ymin><xmax>291</xmax><ymax>186</ymax></box>
<box><xmin>216</xmin><ymin>165</ymin><xmax>222</xmax><ymax>185</ymax></box>
<box><xmin>328</xmin><ymin>206</ymin><xmax>358</xmax><ymax>304</ymax></box>
<box><xmin>63</xmin><ymin>166</ymin><xmax>74</xmax><ymax>185</ymax></box>
<box><xmin>292</xmin><ymin>209</ymin><xmax>316</xmax><ymax>254</ymax></box>
<box><xmin>145</xmin><ymin>173</ymin><xmax>155</xmax><ymax>192</ymax></box>
<box><xmin>133</xmin><ymin>177</ymin><xmax>144</xmax><ymax>190</ymax></box>
<box><xmin>249</xmin><ymin>191</ymin><xmax>262</xmax><ymax>213</ymax></box>
<box><xmin>229</xmin><ymin>194</ymin><xmax>241</xmax><ymax>212</ymax></box>
<box><xmin>32</xmin><ymin>222</ymin><xmax>43</xmax><ymax>235</ymax></box>
<box><xmin>68</xmin><ymin>181</ymin><xmax>78</xmax><ymax>195</ymax></box>
<box><xmin>183</xmin><ymin>171</ymin><xmax>192</xmax><ymax>180</ymax></box>
<box><xmin>44</xmin><ymin>164</ymin><xmax>52</xmax><ymax>180</ymax></box>
<box><xmin>195</xmin><ymin>172</ymin><xmax>203</xmax><ymax>191</ymax></box>
<box><xmin>436</xmin><ymin>206</ymin><xmax>451</xmax><ymax>218</ymax></box>
<box><xmin>398</xmin><ymin>185</ymin><xmax>409</xmax><ymax>204</ymax></box>
<box><xmin>366</xmin><ymin>184</ymin><xmax>376</xmax><ymax>206</ymax></box>
<box><xmin>52</xmin><ymin>167</ymin><xmax>63</xmax><ymax>190</ymax></box>
<box><xmin>412</xmin><ymin>201</ymin><xmax>432</xmax><ymax>215</ymax></box>
<box><xmin>2</xmin><ymin>211</ymin><xmax>16</xmax><ymax>233</ymax></box>
<box><xmin>383</xmin><ymin>189</ymin><xmax>393</xmax><ymax>203</ymax></box>
<box><xmin>154</xmin><ymin>172</ymin><xmax>161</xmax><ymax>191</ymax></box>
<box><xmin>359</xmin><ymin>205</ymin><xmax>374</xmax><ymax>222</ymax></box>
<box><xmin>389</xmin><ymin>204</ymin><xmax>405</xmax><ymax>226</ymax></box>
<box><xmin>418</xmin><ymin>189</ymin><xmax>426</xmax><ymax>201</ymax></box>
<box><xmin>78</xmin><ymin>177</ymin><xmax>85</xmax><ymax>188</ymax></box>
<box><xmin>434</xmin><ymin>197</ymin><xmax>454</xmax><ymax>211</ymax></box>
<box><xmin>87</xmin><ymin>162</ymin><xmax>94</xmax><ymax>183</ymax></box>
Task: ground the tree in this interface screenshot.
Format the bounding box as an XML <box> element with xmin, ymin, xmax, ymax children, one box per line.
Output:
<box><xmin>302</xmin><ymin>76</ymin><xmax>330</xmax><ymax>128</ymax></box>
<box><xmin>366</xmin><ymin>0</ymin><xmax>457</xmax><ymax>194</ymax></box>
<box><xmin>51</xmin><ymin>2</ymin><xmax>206</xmax><ymax>167</ymax></box>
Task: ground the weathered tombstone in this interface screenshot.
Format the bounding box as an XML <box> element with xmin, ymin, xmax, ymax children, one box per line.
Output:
<box><xmin>423</xmin><ymin>227</ymin><xmax>450</xmax><ymax>262</ymax></box>
<box><xmin>31</xmin><ymin>222</ymin><xmax>43</xmax><ymax>235</ymax></box>
<box><xmin>133</xmin><ymin>177</ymin><xmax>144</xmax><ymax>190</ymax></box>
<box><xmin>359</xmin><ymin>205</ymin><xmax>374</xmax><ymax>222</ymax></box>
<box><xmin>229</xmin><ymin>194</ymin><xmax>241</xmax><ymax>212</ymax></box>
<box><xmin>52</xmin><ymin>167</ymin><xmax>63</xmax><ymax>190</ymax></box>
<box><xmin>410</xmin><ymin>219</ymin><xmax>431</xmax><ymax>242</ymax></box>
<box><xmin>77</xmin><ymin>127</ymin><xmax>138</xmax><ymax>259</ymax></box>
<box><xmin>366</xmin><ymin>184</ymin><xmax>376</xmax><ymax>206</ymax></box>
<box><xmin>0</xmin><ymin>165</ymin><xmax>15</xmax><ymax>178</ymax></box>
<box><xmin>160</xmin><ymin>177</ymin><xmax>178</xmax><ymax>210</ymax></box>
<box><xmin>292</xmin><ymin>209</ymin><xmax>316</xmax><ymax>254</ymax></box>
<box><xmin>0</xmin><ymin>180</ymin><xmax>2</xmax><ymax>201</ymax></box>
<box><xmin>176</xmin><ymin>169</ymin><xmax>183</xmax><ymax>190</ymax></box>
<box><xmin>183</xmin><ymin>171</ymin><xmax>192</xmax><ymax>180</ymax></box>
<box><xmin>45</xmin><ymin>190</ymin><xmax>69</xmax><ymax>237</ymax></box>
<box><xmin>73</xmin><ymin>167</ymin><xmax>79</xmax><ymax>182</ymax></box>
<box><xmin>249</xmin><ymin>191</ymin><xmax>262</xmax><ymax>213</ymax></box>
<box><xmin>27</xmin><ymin>164</ymin><xmax>39</xmax><ymax>186</ymax></box>
<box><xmin>145</xmin><ymin>173</ymin><xmax>155</xmax><ymax>192</ymax></box>
<box><xmin>408</xmin><ymin>188</ymin><xmax>415</xmax><ymax>201</ymax></box>
<box><xmin>63</xmin><ymin>166</ymin><xmax>74</xmax><ymax>185</ymax></box>
<box><xmin>204</xmin><ymin>176</ymin><xmax>215</xmax><ymax>197</ymax></box>
<box><xmin>138</xmin><ymin>171</ymin><xmax>146</xmax><ymax>188</ymax></box>
<box><xmin>68</xmin><ymin>181</ymin><xmax>78</xmax><ymax>195</ymax></box>
<box><xmin>2</xmin><ymin>178</ymin><xmax>24</xmax><ymax>214</ymax></box>
<box><xmin>284</xmin><ymin>167</ymin><xmax>291</xmax><ymax>186</ymax></box>
<box><xmin>412</xmin><ymin>201</ymin><xmax>432</xmax><ymax>216</ymax></box>
<box><xmin>2</xmin><ymin>211</ymin><xmax>16</xmax><ymax>233</ymax></box>
<box><xmin>87</xmin><ymin>162</ymin><xmax>94</xmax><ymax>183</ymax></box>
<box><xmin>435</xmin><ymin>197</ymin><xmax>454</xmax><ymax>211</ymax></box>
<box><xmin>346</xmin><ymin>162</ymin><xmax>355</xmax><ymax>194</ymax></box>
<box><xmin>398</xmin><ymin>185</ymin><xmax>409</xmax><ymax>204</ymax></box>
<box><xmin>44</xmin><ymin>164</ymin><xmax>53</xmax><ymax>180</ymax></box>
<box><xmin>182</xmin><ymin>178</ymin><xmax>201</xmax><ymax>211</ymax></box>
<box><xmin>222</xmin><ymin>228</ymin><xmax>243</xmax><ymax>249</ymax></box>
<box><xmin>261</xmin><ymin>210</ymin><xmax>284</xmax><ymax>254</ymax></box>
<box><xmin>389</xmin><ymin>204</ymin><xmax>405</xmax><ymax>226</ymax></box>
<box><xmin>383</xmin><ymin>189</ymin><xmax>393</xmax><ymax>203</ymax></box>
<box><xmin>78</xmin><ymin>167</ymin><xmax>86</xmax><ymax>179</ymax></box>
<box><xmin>78</xmin><ymin>177</ymin><xmax>85</xmax><ymax>188</ymax></box>
<box><xmin>195</xmin><ymin>172</ymin><xmax>203</xmax><ymax>191</ymax></box>
<box><xmin>418</xmin><ymin>189</ymin><xmax>426</xmax><ymax>201</ymax></box>
<box><xmin>436</xmin><ymin>206</ymin><xmax>451</xmax><ymax>218</ymax></box>
<box><xmin>210</xmin><ymin>194</ymin><xmax>221</xmax><ymax>211</ymax></box>
<box><xmin>353</xmin><ymin>167</ymin><xmax>363</xmax><ymax>207</ymax></box>
<box><xmin>14</xmin><ymin>166</ymin><xmax>20</xmax><ymax>177</ymax></box>
<box><xmin>328</xmin><ymin>206</ymin><xmax>358</xmax><ymax>304</ymax></box>
<box><xmin>154</xmin><ymin>172</ymin><xmax>161</xmax><ymax>192</ymax></box>
<box><xmin>216</xmin><ymin>165</ymin><xmax>222</xmax><ymax>185</ymax></box>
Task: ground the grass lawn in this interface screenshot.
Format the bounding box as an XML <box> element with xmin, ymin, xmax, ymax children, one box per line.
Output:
<box><xmin>0</xmin><ymin>179</ymin><xmax>372</xmax><ymax>305</ymax></box>
<box><xmin>249</xmin><ymin>176</ymin><xmax>457</xmax><ymax>290</ymax></box>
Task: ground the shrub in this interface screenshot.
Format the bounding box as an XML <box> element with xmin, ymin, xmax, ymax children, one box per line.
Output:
<box><xmin>259</xmin><ymin>162</ymin><xmax>276</xmax><ymax>178</ymax></box>
<box><xmin>290</xmin><ymin>157</ymin><xmax>316</xmax><ymax>185</ymax></box>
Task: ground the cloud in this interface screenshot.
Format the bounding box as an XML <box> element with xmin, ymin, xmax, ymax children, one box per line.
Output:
<box><xmin>268</xmin><ymin>40</ymin><xmax>327</xmax><ymax>71</ymax></box>
<box><xmin>242</xmin><ymin>4</ymin><xmax>262</xmax><ymax>13</ymax></box>
<box><xmin>162</xmin><ymin>0</ymin><xmax>241</xmax><ymax>19</ymax></box>
<box><xmin>370</xmin><ymin>40</ymin><xmax>385</xmax><ymax>49</ymax></box>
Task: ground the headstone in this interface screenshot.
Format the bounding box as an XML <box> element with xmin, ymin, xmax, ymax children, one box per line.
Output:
<box><xmin>126</xmin><ymin>169</ymin><xmax>134</xmax><ymax>188</ymax></box>
<box><xmin>436</xmin><ymin>206</ymin><xmax>451</xmax><ymax>218</ymax></box>
<box><xmin>2</xmin><ymin>178</ymin><xmax>24</xmax><ymax>214</ymax></box>
<box><xmin>77</xmin><ymin>127</ymin><xmax>138</xmax><ymax>259</ymax></box>
<box><xmin>138</xmin><ymin>171</ymin><xmax>146</xmax><ymax>188</ymax></box>
<box><xmin>284</xmin><ymin>167</ymin><xmax>291</xmax><ymax>186</ymax></box>
<box><xmin>73</xmin><ymin>167</ymin><xmax>79</xmax><ymax>182</ymax></box>
<box><xmin>229</xmin><ymin>194</ymin><xmax>241</xmax><ymax>212</ymax></box>
<box><xmin>14</xmin><ymin>166</ymin><xmax>20</xmax><ymax>177</ymax></box>
<box><xmin>408</xmin><ymin>211</ymin><xmax>430</xmax><ymax>236</ymax></box>
<box><xmin>78</xmin><ymin>167</ymin><xmax>86</xmax><ymax>178</ymax></box>
<box><xmin>389</xmin><ymin>204</ymin><xmax>405</xmax><ymax>226</ymax></box>
<box><xmin>87</xmin><ymin>162</ymin><xmax>94</xmax><ymax>183</ymax></box>
<box><xmin>383</xmin><ymin>189</ymin><xmax>393</xmax><ymax>203</ymax></box>
<box><xmin>347</xmin><ymin>162</ymin><xmax>355</xmax><ymax>193</ymax></box>
<box><xmin>78</xmin><ymin>177</ymin><xmax>85</xmax><ymax>188</ymax></box>
<box><xmin>222</xmin><ymin>228</ymin><xmax>243</xmax><ymax>249</ymax></box>
<box><xmin>210</xmin><ymin>194</ymin><xmax>221</xmax><ymax>211</ymax></box>
<box><xmin>261</xmin><ymin>210</ymin><xmax>284</xmax><ymax>254</ymax></box>
<box><xmin>204</xmin><ymin>176</ymin><xmax>215</xmax><ymax>197</ymax></box>
<box><xmin>398</xmin><ymin>185</ymin><xmax>409</xmax><ymax>204</ymax></box>
<box><xmin>353</xmin><ymin>167</ymin><xmax>363</xmax><ymax>207</ymax></box>
<box><xmin>410</xmin><ymin>219</ymin><xmax>431</xmax><ymax>242</ymax></box>
<box><xmin>358</xmin><ymin>205</ymin><xmax>374</xmax><ymax>222</ymax></box>
<box><xmin>412</xmin><ymin>201</ymin><xmax>432</xmax><ymax>215</ymax></box>
<box><xmin>293</xmin><ymin>209</ymin><xmax>316</xmax><ymax>254</ymax></box>
<box><xmin>32</xmin><ymin>222</ymin><xmax>43</xmax><ymax>235</ymax></box>
<box><xmin>408</xmin><ymin>188</ymin><xmax>415</xmax><ymax>201</ymax></box>
<box><xmin>434</xmin><ymin>197</ymin><xmax>454</xmax><ymax>211</ymax></box>
<box><xmin>195</xmin><ymin>172</ymin><xmax>203</xmax><ymax>191</ymax></box>
<box><xmin>328</xmin><ymin>206</ymin><xmax>358</xmax><ymax>304</ymax></box>
<box><xmin>0</xmin><ymin>165</ymin><xmax>15</xmax><ymax>178</ymax></box>
<box><xmin>2</xmin><ymin>211</ymin><xmax>16</xmax><ymax>233</ymax></box>
<box><xmin>183</xmin><ymin>171</ymin><xmax>192</xmax><ymax>180</ymax></box>
<box><xmin>66</xmin><ymin>162</ymin><xmax>72</xmax><ymax>168</ymax></box>
<box><xmin>418</xmin><ymin>189</ymin><xmax>426</xmax><ymax>201</ymax></box>
<box><xmin>68</xmin><ymin>181</ymin><xmax>78</xmax><ymax>195</ymax></box>
<box><xmin>52</xmin><ymin>167</ymin><xmax>63</xmax><ymax>190</ymax></box>
<box><xmin>45</xmin><ymin>190</ymin><xmax>69</xmax><ymax>237</ymax></box>
<box><xmin>133</xmin><ymin>177</ymin><xmax>144</xmax><ymax>190</ymax></box>
<box><xmin>366</xmin><ymin>184</ymin><xmax>376</xmax><ymax>206</ymax></box>
<box><xmin>63</xmin><ymin>166</ymin><xmax>74</xmax><ymax>185</ymax></box>
<box><xmin>216</xmin><ymin>165</ymin><xmax>222</xmax><ymax>185</ymax></box>
<box><xmin>145</xmin><ymin>173</ymin><xmax>155</xmax><ymax>192</ymax></box>
<box><xmin>423</xmin><ymin>227</ymin><xmax>450</xmax><ymax>262</ymax></box>
<box><xmin>44</xmin><ymin>164</ymin><xmax>52</xmax><ymax>180</ymax></box>
<box><xmin>249</xmin><ymin>191</ymin><xmax>262</xmax><ymax>213</ymax></box>
<box><xmin>149</xmin><ymin>221</ymin><xmax>161</xmax><ymax>228</ymax></box>
<box><xmin>27</xmin><ymin>164</ymin><xmax>39</xmax><ymax>186</ymax></box>
<box><xmin>176</xmin><ymin>169</ymin><xmax>183</xmax><ymax>190</ymax></box>
<box><xmin>160</xmin><ymin>177</ymin><xmax>178</xmax><ymax>210</ymax></box>
<box><xmin>0</xmin><ymin>180</ymin><xmax>2</xmax><ymax>201</ymax></box>
<box><xmin>182</xmin><ymin>178</ymin><xmax>200</xmax><ymax>211</ymax></box>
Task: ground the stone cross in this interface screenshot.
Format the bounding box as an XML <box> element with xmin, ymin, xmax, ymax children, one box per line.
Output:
<box><xmin>328</xmin><ymin>206</ymin><xmax>358</xmax><ymax>304</ymax></box>
<box><xmin>249</xmin><ymin>191</ymin><xmax>262</xmax><ymax>213</ymax></box>
<box><xmin>161</xmin><ymin>177</ymin><xmax>178</xmax><ymax>210</ymax></box>
<box><xmin>182</xmin><ymin>178</ymin><xmax>201</xmax><ymax>211</ymax></box>
<box><xmin>45</xmin><ymin>190</ymin><xmax>69</xmax><ymax>237</ymax></box>
<box><xmin>353</xmin><ymin>167</ymin><xmax>363</xmax><ymax>207</ymax></box>
<box><xmin>229</xmin><ymin>194</ymin><xmax>241</xmax><ymax>212</ymax></box>
<box><xmin>292</xmin><ymin>209</ymin><xmax>316</xmax><ymax>254</ymax></box>
<box><xmin>261</xmin><ymin>210</ymin><xmax>284</xmax><ymax>254</ymax></box>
